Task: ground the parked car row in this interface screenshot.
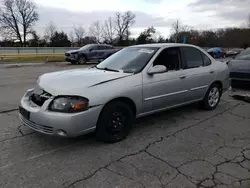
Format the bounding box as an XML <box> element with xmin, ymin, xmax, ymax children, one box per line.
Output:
<box><xmin>207</xmin><ymin>47</ymin><xmax>226</xmax><ymax>58</ymax></box>
<box><xmin>207</xmin><ymin>47</ymin><xmax>245</xmax><ymax>58</ymax></box>
<box><xmin>225</xmin><ymin>48</ymin><xmax>244</xmax><ymax>57</ymax></box>
<box><xmin>20</xmin><ymin>43</ymin><xmax>231</xmax><ymax>143</ymax></box>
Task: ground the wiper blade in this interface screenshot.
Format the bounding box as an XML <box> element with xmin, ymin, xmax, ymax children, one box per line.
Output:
<box><xmin>99</xmin><ymin>67</ymin><xmax>119</xmax><ymax>72</ymax></box>
<box><xmin>123</xmin><ymin>70</ymin><xmax>135</xmax><ymax>74</ymax></box>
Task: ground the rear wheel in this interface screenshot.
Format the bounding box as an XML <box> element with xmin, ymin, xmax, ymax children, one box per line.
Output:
<box><xmin>201</xmin><ymin>83</ymin><xmax>221</xmax><ymax>110</ymax></box>
<box><xmin>78</xmin><ymin>56</ymin><xmax>87</xmax><ymax>64</ymax></box>
<box><xmin>96</xmin><ymin>101</ymin><xmax>134</xmax><ymax>143</ymax></box>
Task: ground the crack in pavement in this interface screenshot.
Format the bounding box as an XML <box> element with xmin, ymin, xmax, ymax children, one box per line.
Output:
<box><xmin>1</xmin><ymin>102</ymin><xmax>247</xmax><ymax>188</ymax></box>
<box><xmin>118</xmin><ymin>159</ymin><xmax>164</xmax><ymax>188</ymax></box>
<box><xmin>0</xmin><ymin>126</ymin><xmax>35</xmax><ymax>143</ymax></box>
<box><xmin>228</xmin><ymin>111</ymin><xmax>250</xmax><ymax>120</ymax></box>
<box><xmin>0</xmin><ymin>142</ymin><xmax>78</xmax><ymax>170</ymax></box>
<box><xmin>0</xmin><ymin>135</ymin><xmax>26</xmax><ymax>144</ymax></box>
<box><xmin>145</xmin><ymin>151</ymin><xmax>204</xmax><ymax>186</ymax></box>
<box><xmin>0</xmin><ymin>108</ymin><xmax>18</xmax><ymax>114</ymax></box>
<box><xmin>65</xmin><ymin>103</ymin><xmax>243</xmax><ymax>188</ymax></box>
<box><xmin>105</xmin><ymin>167</ymin><xmax>146</xmax><ymax>188</ymax></box>
<box><xmin>17</xmin><ymin>125</ymin><xmax>24</xmax><ymax>136</ymax></box>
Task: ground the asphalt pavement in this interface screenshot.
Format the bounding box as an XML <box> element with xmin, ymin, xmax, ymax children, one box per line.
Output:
<box><xmin>0</xmin><ymin>62</ymin><xmax>250</xmax><ymax>188</ymax></box>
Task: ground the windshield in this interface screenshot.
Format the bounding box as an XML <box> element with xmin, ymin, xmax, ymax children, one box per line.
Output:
<box><xmin>235</xmin><ymin>48</ymin><xmax>250</xmax><ymax>60</ymax></box>
<box><xmin>208</xmin><ymin>48</ymin><xmax>221</xmax><ymax>52</ymax></box>
<box><xmin>79</xmin><ymin>44</ymin><xmax>92</xmax><ymax>51</ymax></box>
<box><xmin>96</xmin><ymin>47</ymin><xmax>159</xmax><ymax>73</ymax></box>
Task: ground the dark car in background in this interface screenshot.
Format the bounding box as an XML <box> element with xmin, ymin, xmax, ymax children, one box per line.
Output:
<box><xmin>228</xmin><ymin>48</ymin><xmax>250</xmax><ymax>88</ymax></box>
<box><xmin>65</xmin><ymin>44</ymin><xmax>119</xmax><ymax>64</ymax></box>
<box><xmin>207</xmin><ymin>47</ymin><xmax>226</xmax><ymax>58</ymax></box>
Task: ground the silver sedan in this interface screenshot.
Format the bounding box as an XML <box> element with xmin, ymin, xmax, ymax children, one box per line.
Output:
<box><xmin>19</xmin><ymin>44</ymin><xmax>230</xmax><ymax>143</ymax></box>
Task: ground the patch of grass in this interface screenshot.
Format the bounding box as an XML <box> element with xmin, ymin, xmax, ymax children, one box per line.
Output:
<box><xmin>0</xmin><ymin>55</ymin><xmax>65</xmax><ymax>63</ymax></box>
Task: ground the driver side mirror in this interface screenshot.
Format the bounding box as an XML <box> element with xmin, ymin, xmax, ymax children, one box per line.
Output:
<box><xmin>147</xmin><ymin>65</ymin><xmax>167</xmax><ymax>75</ymax></box>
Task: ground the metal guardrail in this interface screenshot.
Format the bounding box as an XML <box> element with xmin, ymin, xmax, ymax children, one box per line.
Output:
<box><xmin>0</xmin><ymin>47</ymin><xmax>124</xmax><ymax>58</ymax></box>
<box><xmin>0</xmin><ymin>53</ymin><xmax>64</xmax><ymax>58</ymax></box>
<box><xmin>0</xmin><ymin>47</ymin><xmax>79</xmax><ymax>55</ymax></box>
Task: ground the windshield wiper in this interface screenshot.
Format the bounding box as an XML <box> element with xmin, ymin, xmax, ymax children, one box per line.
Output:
<box><xmin>97</xmin><ymin>67</ymin><xmax>119</xmax><ymax>72</ymax></box>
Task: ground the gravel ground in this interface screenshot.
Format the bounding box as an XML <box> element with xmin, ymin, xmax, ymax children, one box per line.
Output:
<box><xmin>0</xmin><ymin>62</ymin><xmax>249</xmax><ymax>188</ymax></box>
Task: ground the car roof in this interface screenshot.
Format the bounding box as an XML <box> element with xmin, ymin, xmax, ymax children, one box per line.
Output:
<box><xmin>129</xmin><ymin>43</ymin><xmax>201</xmax><ymax>48</ymax></box>
<box><xmin>93</xmin><ymin>44</ymin><xmax>112</xmax><ymax>46</ymax></box>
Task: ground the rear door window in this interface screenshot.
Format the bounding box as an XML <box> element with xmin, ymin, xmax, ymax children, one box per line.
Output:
<box><xmin>96</xmin><ymin>45</ymin><xmax>106</xmax><ymax>50</ymax></box>
<box><xmin>105</xmin><ymin>45</ymin><xmax>114</xmax><ymax>49</ymax></box>
<box><xmin>181</xmin><ymin>47</ymin><xmax>203</xmax><ymax>69</ymax></box>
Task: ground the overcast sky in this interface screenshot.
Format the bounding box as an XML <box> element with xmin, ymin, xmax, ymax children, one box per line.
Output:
<box><xmin>33</xmin><ymin>0</ymin><xmax>250</xmax><ymax>37</ymax></box>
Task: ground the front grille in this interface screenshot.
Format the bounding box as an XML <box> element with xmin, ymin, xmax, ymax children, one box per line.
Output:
<box><xmin>30</xmin><ymin>90</ymin><xmax>52</xmax><ymax>107</ymax></box>
<box><xmin>20</xmin><ymin>115</ymin><xmax>54</xmax><ymax>134</ymax></box>
<box><xmin>230</xmin><ymin>72</ymin><xmax>250</xmax><ymax>79</ymax></box>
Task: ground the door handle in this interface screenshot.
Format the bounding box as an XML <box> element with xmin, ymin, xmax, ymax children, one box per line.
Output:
<box><xmin>180</xmin><ymin>75</ymin><xmax>186</xmax><ymax>79</ymax></box>
<box><xmin>210</xmin><ymin>70</ymin><xmax>215</xmax><ymax>74</ymax></box>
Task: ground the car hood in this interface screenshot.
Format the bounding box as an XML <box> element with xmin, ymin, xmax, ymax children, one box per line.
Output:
<box><xmin>228</xmin><ymin>59</ymin><xmax>250</xmax><ymax>73</ymax></box>
<box><xmin>66</xmin><ymin>50</ymin><xmax>80</xmax><ymax>54</ymax></box>
<box><xmin>38</xmin><ymin>68</ymin><xmax>132</xmax><ymax>95</ymax></box>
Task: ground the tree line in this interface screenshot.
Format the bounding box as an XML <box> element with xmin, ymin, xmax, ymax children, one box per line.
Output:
<box><xmin>0</xmin><ymin>0</ymin><xmax>249</xmax><ymax>48</ymax></box>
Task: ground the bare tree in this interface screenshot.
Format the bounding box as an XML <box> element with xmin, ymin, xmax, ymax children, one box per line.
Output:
<box><xmin>115</xmin><ymin>11</ymin><xmax>136</xmax><ymax>44</ymax></box>
<box><xmin>74</xmin><ymin>26</ymin><xmax>85</xmax><ymax>46</ymax></box>
<box><xmin>171</xmin><ymin>20</ymin><xmax>181</xmax><ymax>43</ymax></box>
<box><xmin>89</xmin><ymin>21</ymin><xmax>102</xmax><ymax>43</ymax></box>
<box><xmin>69</xmin><ymin>31</ymin><xmax>75</xmax><ymax>44</ymax></box>
<box><xmin>0</xmin><ymin>0</ymin><xmax>39</xmax><ymax>46</ymax></box>
<box><xmin>44</xmin><ymin>22</ymin><xmax>56</xmax><ymax>43</ymax></box>
<box><xmin>102</xmin><ymin>17</ymin><xmax>116</xmax><ymax>44</ymax></box>
<box><xmin>248</xmin><ymin>13</ymin><xmax>250</xmax><ymax>27</ymax></box>
<box><xmin>171</xmin><ymin>20</ymin><xmax>189</xmax><ymax>43</ymax></box>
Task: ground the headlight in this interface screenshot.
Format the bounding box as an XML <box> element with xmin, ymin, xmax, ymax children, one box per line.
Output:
<box><xmin>49</xmin><ymin>96</ymin><xmax>89</xmax><ymax>113</ymax></box>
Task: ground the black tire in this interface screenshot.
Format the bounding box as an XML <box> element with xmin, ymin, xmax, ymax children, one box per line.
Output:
<box><xmin>96</xmin><ymin>101</ymin><xmax>135</xmax><ymax>143</ymax></box>
<box><xmin>78</xmin><ymin>56</ymin><xmax>87</xmax><ymax>64</ymax></box>
<box><xmin>201</xmin><ymin>83</ymin><xmax>221</xmax><ymax>110</ymax></box>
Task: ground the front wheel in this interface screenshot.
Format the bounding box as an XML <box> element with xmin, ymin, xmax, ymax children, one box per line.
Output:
<box><xmin>78</xmin><ymin>56</ymin><xmax>87</xmax><ymax>64</ymax></box>
<box><xmin>96</xmin><ymin>101</ymin><xmax>134</xmax><ymax>143</ymax></box>
<box><xmin>201</xmin><ymin>83</ymin><xmax>221</xmax><ymax>110</ymax></box>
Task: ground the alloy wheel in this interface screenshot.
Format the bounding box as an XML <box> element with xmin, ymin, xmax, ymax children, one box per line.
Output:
<box><xmin>208</xmin><ymin>87</ymin><xmax>220</xmax><ymax>107</ymax></box>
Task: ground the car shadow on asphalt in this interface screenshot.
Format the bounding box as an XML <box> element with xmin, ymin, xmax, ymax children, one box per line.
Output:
<box><xmin>29</xmin><ymin>102</ymin><xmax>201</xmax><ymax>147</ymax></box>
